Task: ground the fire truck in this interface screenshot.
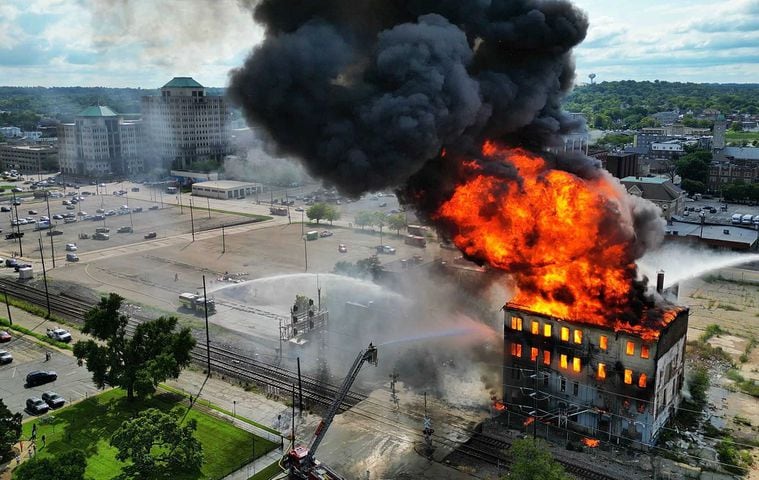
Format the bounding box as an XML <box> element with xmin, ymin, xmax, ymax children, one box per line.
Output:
<box><xmin>285</xmin><ymin>343</ymin><xmax>378</xmax><ymax>479</ymax></box>
<box><xmin>178</xmin><ymin>292</ymin><xmax>216</xmax><ymax>314</ymax></box>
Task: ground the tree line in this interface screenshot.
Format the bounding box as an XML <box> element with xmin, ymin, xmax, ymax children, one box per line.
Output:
<box><xmin>564</xmin><ymin>81</ymin><xmax>759</xmax><ymax>131</ymax></box>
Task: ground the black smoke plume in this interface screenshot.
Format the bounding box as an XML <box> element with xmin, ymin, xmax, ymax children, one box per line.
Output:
<box><xmin>228</xmin><ymin>0</ymin><xmax>588</xmax><ymax>199</ymax></box>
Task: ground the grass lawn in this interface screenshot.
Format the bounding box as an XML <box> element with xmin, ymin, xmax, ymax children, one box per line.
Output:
<box><xmin>726</xmin><ymin>131</ymin><xmax>759</xmax><ymax>143</ymax></box>
<box><xmin>248</xmin><ymin>460</ymin><xmax>285</xmax><ymax>480</ymax></box>
<box><xmin>21</xmin><ymin>388</ymin><xmax>278</xmax><ymax>480</ymax></box>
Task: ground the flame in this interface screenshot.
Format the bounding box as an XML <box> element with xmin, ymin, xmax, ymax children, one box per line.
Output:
<box><xmin>492</xmin><ymin>400</ymin><xmax>507</xmax><ymax>411</ymax></box>
<box><xmin>581</xmin><ymin>438</ymin><xmax>600</xmax><ymax>448</ymax></box>
<box><xmin>436</xmin><ymin>143</ymin><xmax>680</xmax><ymax>339</ymax></box>
<box><xmin>523</xmin><ymin>416</ymin><xmax>535</xmax><ymax>426</ymax></box>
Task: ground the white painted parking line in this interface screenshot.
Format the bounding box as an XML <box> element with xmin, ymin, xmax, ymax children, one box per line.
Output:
<box><xmin>12</xmin><ymin>367</ymin><xmax>16</xmax><ymax>378</ymax></box>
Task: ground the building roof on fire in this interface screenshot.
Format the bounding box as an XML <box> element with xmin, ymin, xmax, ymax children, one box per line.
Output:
<box><xmin>162</xmin><ymin>77</ymin><xmax>204</xmax><ymax>89</ymax></box>
<box><xmin>620</xmin><ymin>176</ymin><xmax>684</xmax><ymax>202</ymax></box>
<box><xmin>77</xmin><ymin>105</ymin><xmax>118</xmax><ymax>117</ymax></box>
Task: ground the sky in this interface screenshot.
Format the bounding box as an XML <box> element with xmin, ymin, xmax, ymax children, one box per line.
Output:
<box><xmin>0</xmin><ymin>0</ymin><xmax>757</xmax><ymax>88</ymax></box>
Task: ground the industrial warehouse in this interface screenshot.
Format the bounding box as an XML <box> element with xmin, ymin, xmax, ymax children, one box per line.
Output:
<box><xmin>191</xmin><ymin>180</ymin><xmax>262</xmax><ymax>200</ymax></box>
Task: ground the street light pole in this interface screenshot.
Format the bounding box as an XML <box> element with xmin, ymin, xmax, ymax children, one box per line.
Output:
<box><xmin>303</xmin><ymin>237</ymin><xmax>308</xmax><ymax>272</ymax></box>
<box><xmin>12</xmin><ymin>192</ymin><xmax>22</xmax><ymax>257</ymax></box>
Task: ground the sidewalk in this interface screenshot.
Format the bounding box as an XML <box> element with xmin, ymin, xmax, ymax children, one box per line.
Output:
<box><xmin>0</xmin><ymin>302</ymin><xmax>84</xmax><ymax>348</ymax></box>
<box><xmin>221</xmin><ymin>446</ymin><xmax>285</xmax><ymax>480</ymax></box>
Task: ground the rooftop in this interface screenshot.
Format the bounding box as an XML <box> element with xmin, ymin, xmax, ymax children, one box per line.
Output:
<box><xmin>722</xmin><ymin>146</ymin><xmax>759</xmax><ymax>161</ymax></box>
<box><xmin>665</xmin><ymin>220</ymin><xmax>759</xmax><ymax>247</ymax></box>
<box><xmin>192</xmin><ymin>180</ymin><xmax>259</xmax><ymax>190</ymax></box>
<box><xmin>78</xmin><ymin>105</ymin><xmax>118</xmax><ymax>117</ymax></box>
<box><xmin>620</xmin><ymin>176</ymin><xmax>684</xmax><ymax>202</ymax></box>
<box><xmin>162</xmin><ymin>77</ymin><xmax>204</xmax><ymax>89</ymax></box>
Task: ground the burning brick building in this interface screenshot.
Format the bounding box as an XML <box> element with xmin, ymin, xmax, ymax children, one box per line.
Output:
<box><xmin>502</xmin><ymin>298</ymin><xmax>688</xmax><ymax>447</ymax></box>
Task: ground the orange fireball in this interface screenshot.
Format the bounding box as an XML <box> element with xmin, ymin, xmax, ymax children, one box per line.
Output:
<box><xmin>436</xmin><ymin>142</ymin><xmax>677</xmax><ymax>338</ymax></box>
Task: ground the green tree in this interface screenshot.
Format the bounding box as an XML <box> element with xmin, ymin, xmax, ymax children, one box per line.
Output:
<box><xmin>0</xmin><ymin>398</ymin><xmax>22</xmax><ymax>463</ymax></box>
<box><xmin>354</xmin><ymin>211</ymin><xmax>373</xmax><ymax>230</ymax></box>
<box><xmin>387</xmin><ymin>213</ymin><xmax>407</xmax><ymax>236</ymax></box>
<box><xmin>333</xmin><ymin>256</ymin><xmax>383</xmax><ymax>280</ymax></box>
<box><xmin>675</xmin><ymin>149</ymin><xmax>711</xmax><ymax>184</ymax></box>
<box><xmin>324</xmin><ymin>204</ymin><xmax>340</xmax><ymax>225</ymax></box>
<box><xmin>372</xmin><ymin>212</ymin><xmax>387</xmax><ymax>231</ymax></box>
<box><xmin>12</xmin><ymin>450</ymin><xmax>86</xmax><ymax>480</ymax></box>
<box><xmin>506</xmin><ymin>439</ymin><xmax>570</xmax><ymax>480</ymax></box>
<box><xmin>680</xmin><ymin>179</ymin><xmax>706</xmax><ymax>194</ymax></box>
<box><xmin>73</xmin><ymin>293</ymin><xmax>196</xmax><ymax>401</ymax></box>
<box><xmin>730</xmin><ymin>122</ymin><xmax>743</xmax><ymax>132</ymax></box>
<box><xmin>306</xmin><ymin>203</ymin><xmax>328</xmax><ymax>224</ymax></box>
<box><xmin>110</xmin><ymin>408</ymin><xmax>203</xmax><ymax>479</ymax></box>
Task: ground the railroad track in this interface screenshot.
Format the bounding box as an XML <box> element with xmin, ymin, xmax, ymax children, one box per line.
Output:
<box><xmin>0</xmin><ymin>280</ymin><xmax>91</xmax><ymax>320</ymax></box>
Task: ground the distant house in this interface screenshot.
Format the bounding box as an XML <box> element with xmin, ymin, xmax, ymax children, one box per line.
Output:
<box><xmin>664</xmin><ymin>221</ymin><xmax>758</xmax><ymax>251</ymax></box>
<box><xmin>620</xmin><ymin>176</ymin><xmax>685</xmax><ymax>219</ymax></box>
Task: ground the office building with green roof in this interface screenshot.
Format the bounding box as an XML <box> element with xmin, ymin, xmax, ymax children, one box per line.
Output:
<box><xmin>141</xmin><ymin>77</ymin><xmax>231</xmax><ymax>171</ymax></box>
<box><xmin>57</xmin><ymin>105</ymin><xmax>142</xmax><ymax>177</ymax></box>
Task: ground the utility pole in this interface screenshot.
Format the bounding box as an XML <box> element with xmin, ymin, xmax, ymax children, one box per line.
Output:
<box><xmin>12</xmin><ymin>192</ymin><xmax>22</xmax><ymax>257</ymax></box>
<box><xmin>389</xmin><ymin>371</ymin><xmax>399</xmax><ymax>409</ymax></box>
<box><xmin>202</xmin><ymin>275</ymin><xmax>211</xmax><ymax>376</ymax></box>
<box><xmin>3</xmin><ymin>287</ymin><xmax>12</xmax><ymax>325</ymax></box>
<box><xmin>189</xmin><ymin>197</ymin><xmax>195</xmax><ymax>242</ymax></box>
<box><xmin>206</xmin><ymin>196</ymin><xmax>211</xmax><ymax>219</ymax></box>
<box><xmin>422</xmin><ymin>392</ymin><xmax>434</xmax><ymax>457</ymax></box>
<box><xmin>178</xmin><ymin>189</ymin><xmax>183</xmax><ymax>214</ymax></box>
<box><xmin>221</xmin><ymin>225</ymin><xmax>226</xmax><ymax>253</ymax></box>
<box><xmin>44</xmin><ymin>193</ymin><xmax>55</xmax><ymax>268</ymax></box>
<box><xmin>38</xmin><ymin>238</ymin><xmax>51</xmax><ymax>317</ymax></box>
<box><xmin>297</xmin><ymin>357</ymin><xmax>304</xmax><ymax>413</ymax></box>
<box><xmin>291</xmin><ymin>384</ymin><xmax>296</xmax><ymax>444</ymax></box>
<box><xmin>303</xmin><ymin>237</ymin><xmax>308</xmax><ymax>272</ymax></box>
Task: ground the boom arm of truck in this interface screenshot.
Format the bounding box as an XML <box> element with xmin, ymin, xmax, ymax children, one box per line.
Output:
<box><xmin>306</xmin><ymin>343</ymin><xmax>377</xmax><ymax>464</ymax></box>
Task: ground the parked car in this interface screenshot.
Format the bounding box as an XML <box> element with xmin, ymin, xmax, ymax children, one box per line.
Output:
<box><xmin>93</xmin><ymin>232</ymin><xmax>110</xmax><ymax>240</ymax></box>
<box><xmin>105</xmin><ymin>210</ymin><xmax>116</xmax><ymax>216</ymax></box>
<box><xmin>66</xmin><ymin>253</ymin><xmax>79</xmax><ymax>262</ymax></box>
<box><xmin>0</xmin><ymin>330</ymin><xmax>11</xmax><ymax>342</ymax></box>
<box><xmin>52</xmin><ymin>214</ymin><xmax>64</xmax><ymax>220</ymax></box>
<box><xmin>131</xmin><ymin>187</ymin><xmax>140</xmax><ymax>192</ymax></box>
<box><xmin>28</xmin><ymin>210</ymin><xmax>37</xmax><ymax>215</ymax></box>
<box><xmin>64</xmin><ymin>217</ymin><xmax>77</xmax><ymax>224</ymax></box>
<box><xmin>117</xmin><ymin>226</ymin><xmax>133</xmax><ymax>233</ymax></box>
<box><xmin>26</xmin><ymin>370</ymin><xmax>57</xmax><ymax>387</ymax></box>
<box><xmin>47</xmin><ymin>230</ymin><xmax>63</xmax><ymax>237</ymax></box>
<box><xmin>0</xmin><ymin>206</ymin><xmax>10</xmax><ymax>212</ymax></box>
<box><xmin>42</xmin><ymin>392</ymin><xmax>65</xmax><ymax>409</ymax></box>
<box><xmin>66</xmin><ymin>205</ymin><xmax>76</xmax><ymax>210</ymax></box>
<box><xmin>132</xmin><ymin>207</ymin><xmax>143</xmax><ymax>213</ymax></box>
<box><xmin>77</xmin><ymin>211</ymin><xmax>87</xmax><ymax>216</ymax></box>
<box><xmin>338</xmin><ymin>244</ymin><xmax>348</xmax><ymax>253</ymax></box>
<box><xmin>0</xmin><ymin>349</ymin><xmax>12</xmax><ymax>364</ymax></box>
<box><xmin>47</xmin><ymin>328</ymin><xmax>72</xmax><ymax>342</ymax></box>
<box><xmin>294</xmin><ymin>207</ymin><xmax>304</xmax><ymax>212</ymax></box>
<box><xmin>96</xmin><ymin>208</ymin><xmax>105</xmax><ymax>213</ymax></box>
<box><xmin>66</xmin><ymin>243</ymin><xmax>77</xmax><ymax>251</ymax></box>
<box><xmin>376</xmin><ymin>245</ymin><xmax>396</xmax><ymax>254</ymax></box>
<box><xmin>144</xmin><ymin>232</ymin><xmax>157</xmax><ymax>239</ymax></box>
<box><xmin>26</xmin><ymin>397</ymin><xmax>50</xmax><ymax>415</ymax></box>
<box><xmin>14</xmin><ymin>263</ymin><xmax>32</xmax><ymax>272</ymax></box>
<box><xmin>319</xmin><ymin>230</ymin><xmax>333</xmax><ymax>237</ymax></box>
<box><xmin>149</xmin><ymin>205</ymin><xmax>159</xmax><ymax>210</ymax></box>
<box><xmin>5</xmin><ymin>232</ymin><xmax>23</xmax><ymax>240</ymax></box>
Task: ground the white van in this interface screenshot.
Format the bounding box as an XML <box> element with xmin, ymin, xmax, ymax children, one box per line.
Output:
<box><xmin>753</xmin><ymin>215</ymin><xmax>759</xmax><ymax>226</ymax></box>
<box><xmin>741</xmin><ymin>214</ymin><xmax>753</xmax><ymax>225</ymax></box>
<box><xmin>731</xmin><ymin>214</ymin><xmax>743</xmax><ymax>224</ymax></box>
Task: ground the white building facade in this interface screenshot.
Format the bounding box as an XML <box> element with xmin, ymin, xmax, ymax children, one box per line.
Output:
<box><xmin>141</xmin><ymin>77</ymin><xmax>231</xmax><ymax>171</ymax></box>
<box><xmin>58</xmin><ymin>106</ymin><xmax>142</xmax><ymax>177</ymax></box>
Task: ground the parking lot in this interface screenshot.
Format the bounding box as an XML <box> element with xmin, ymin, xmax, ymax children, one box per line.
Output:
<box><xmin>675</xmin><ymin>198</ymin><xmax>759</xmax><ymax>227</ymax></box>
<box><xmin>0</xmin><ymin>187</ymin><xmax>260</xmax><ymax>266</ymax></box>
<box><xmin>0</xmin><ymin>336</ymin><xmax>99</xmax><ymax>419</ymax></box>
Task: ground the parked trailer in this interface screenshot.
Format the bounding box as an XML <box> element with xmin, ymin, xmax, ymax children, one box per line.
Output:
<box><xmin>269</xmin><ymin>206</ymin><xmax>289</xmax><ymax>216</ymax></box>
<box><xmin>306</xmin><ymin>230</ymin><xmax>319</xmax><ymax>241</ymax></box>
<box><xmin>178</xmin><ymin>293</ymin><xmax>216</xmax><ymax>313</ymax></box>
<box><xmin>404</xmin><ymin>235</ymin><xmax>427</xmax><ymax>247</ymax></box>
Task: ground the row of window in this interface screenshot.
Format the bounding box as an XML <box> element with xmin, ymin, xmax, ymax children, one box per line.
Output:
<box><xmin>509</xmin><ymin>316</ymin><xmax>650</xmax><ymax>359</ymax></box>
<box><xmin>509</xmin><ymin>343</ymin><xmax>649</xmax><ymax>388</ymax></box>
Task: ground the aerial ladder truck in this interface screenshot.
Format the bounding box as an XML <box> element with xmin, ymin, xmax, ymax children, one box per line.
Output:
<box><xmin>285</xmin><ymin>343</ymin><xmax>378</xmax><ymax>479</ymax></box>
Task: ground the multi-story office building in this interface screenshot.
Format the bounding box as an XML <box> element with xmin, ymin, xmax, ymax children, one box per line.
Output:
<box><xmin>141</xmin><ymin>77</ymin><xmax>231</xmax><ymax>171</ymax></box>
<box><xmin>0</xmin><ymin>144</ymin><xmax>58</xmax><ymax>174</ymax></box>
<box><xmin>57</xmin><ymin>106</ymin><xmax>142</xmax><ymax>177</ymax></box>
